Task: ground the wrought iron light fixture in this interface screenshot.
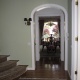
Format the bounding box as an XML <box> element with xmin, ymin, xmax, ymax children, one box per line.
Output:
<box><xmin>24</xmin><ymin>18</ymin><xmax>32</xmax><ymax>25</ymax></box>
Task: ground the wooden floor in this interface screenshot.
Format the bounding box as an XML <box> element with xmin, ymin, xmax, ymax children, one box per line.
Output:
<box><xmin>20</xmin><ymin>61</ymin><xmax>69</xmax><ymax>80</ymax></box>
<box><xmin>19</xmin><ymin>47</ymin><xmax>70</xmax><ymax>80</ymax></box>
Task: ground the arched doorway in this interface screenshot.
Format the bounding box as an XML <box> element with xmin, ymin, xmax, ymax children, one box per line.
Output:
<box><xmin>31</xmin><ymin>4</ymin><xmax>68</xmax><ymax>70</ymax></box>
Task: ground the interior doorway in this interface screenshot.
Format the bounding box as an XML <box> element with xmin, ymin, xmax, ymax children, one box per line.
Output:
<box><xmin>39</xmin><ymin>16</ymin><xmax>61</xmax><ymax>64</ymax></box>
<box><xmin>31</xmin><ymin>4</ymin><xmax>68</xmax><ymax>70</ymax></box>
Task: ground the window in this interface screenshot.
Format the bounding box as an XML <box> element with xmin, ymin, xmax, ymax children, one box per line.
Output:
<box><xmin>42</xmin><ymin>21</ymin><xmax>59</xmax><ymax>41</ymax></box>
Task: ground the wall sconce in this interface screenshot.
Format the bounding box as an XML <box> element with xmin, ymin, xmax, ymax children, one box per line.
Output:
<box><xmin>24</xmin><ymin>18</ymin><xmax>32</xmax><ymax>25</ymax></box>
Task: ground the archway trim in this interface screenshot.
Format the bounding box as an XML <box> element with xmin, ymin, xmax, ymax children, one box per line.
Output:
<box><xmin>30</xmin><ymin>4</ymin><xmax>68</xmax><ymax>70</ymax></box>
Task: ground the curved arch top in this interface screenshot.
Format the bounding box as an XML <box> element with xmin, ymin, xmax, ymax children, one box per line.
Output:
<box><xmin>31</xmin><ymin>4</ymin><xmax>67</xmax><ymax>17</ymax></box>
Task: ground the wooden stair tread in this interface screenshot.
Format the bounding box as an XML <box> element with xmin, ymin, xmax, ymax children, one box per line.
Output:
<box><xmin>0</xmin><ymin>55</ymin><xmax>10</xmax><ymax>59</ymax></box>
<box><xmin>0</xmin><ymin>60</ymin><xmax>19</xmax><ymax>72</ymax></box>
<box><xmin>0</xmin><ymin>65</ymin><xmax>27</xmax><ymax>80</ymax></box>
<box><xmin>0</xmin><ymin>55</ymin><xmax>10</xmax><ymax>63</ymax></box>
<box><xmin>19</xmin><ymin>65</ymin><xmax>28</xmax><ymax>67</ymax></box>
<box><xmin>0</xmin><ymin>55</ymin><xmax>28</xmax><ymax>80</ymax></box>
<box><xmin>0</xmin><ymin>60</ymin><xmax>18</xmax><ymax>67</ymax></box>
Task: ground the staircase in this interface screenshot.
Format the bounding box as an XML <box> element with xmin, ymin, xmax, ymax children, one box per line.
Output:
<box><xmin>0</xmin><ymin>55</ymin><xmax>28</xmax><ymax>80</ymax></box>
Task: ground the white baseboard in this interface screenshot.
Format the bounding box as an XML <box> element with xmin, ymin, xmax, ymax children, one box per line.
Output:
<box><xmin>27</xmin><ymin>66</ymin><xmax>35</xmax><ymax>70</ymax></box>
<box><xmin>7</xmin><ymin>56</ymin><xmax>10</xmax><ymax>61</ymax></box>
<box><xmin>17</xmin><ymin>61</ymin><xmax>20</xmax><ymax>65</ymax></box>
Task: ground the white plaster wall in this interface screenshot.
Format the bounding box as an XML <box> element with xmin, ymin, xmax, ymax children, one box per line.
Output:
<box><xmin>77</xmin><ymin>0</ymin><xmax>80</xmax><ymax>80</ymax></box>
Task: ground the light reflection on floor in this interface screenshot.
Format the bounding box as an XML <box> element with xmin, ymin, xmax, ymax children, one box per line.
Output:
<box><xmin>44</xmin><ymin>64</ymin><xmax>59</xmax><ymax>71</ymax></box>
